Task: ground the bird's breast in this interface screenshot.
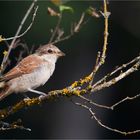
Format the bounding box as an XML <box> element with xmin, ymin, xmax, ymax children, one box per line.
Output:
<box><xmin>33</xmin><ymin>63</ymin><xmax>55</xmax><ymax>86</ymax></box>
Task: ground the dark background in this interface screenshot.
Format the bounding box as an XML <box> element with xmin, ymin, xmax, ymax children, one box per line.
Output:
<box><xmin>0</xmin><ymin>0</ymin><xmax>140</xmax><ymax>139</ymax></box>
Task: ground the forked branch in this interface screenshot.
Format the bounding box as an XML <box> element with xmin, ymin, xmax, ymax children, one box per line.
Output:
<box><xmin>51</xmin><ymin>12</ymin><xmax>86</xmax><ymax>44</ymax></box>
<box><xmin>0</xmin><ymin>0</ymin><xmax>38</xmax><ymax>74</ymax></box>
<box><xmin>74</xmin><ymin>102</ymin><xmax>140</xmax><ymax>135</ymax></box>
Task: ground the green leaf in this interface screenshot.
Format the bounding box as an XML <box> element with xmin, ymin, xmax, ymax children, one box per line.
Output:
<box><xmin>59</xmin><ymin>5</ymin><xmax>73</xmax><ymax>13</ymax></box>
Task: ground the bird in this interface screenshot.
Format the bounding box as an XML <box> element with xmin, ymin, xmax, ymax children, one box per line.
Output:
<box><xmin>0</xmin><ymin>43</ymin><xmax>65</xmax><ymax>101</ymax></box>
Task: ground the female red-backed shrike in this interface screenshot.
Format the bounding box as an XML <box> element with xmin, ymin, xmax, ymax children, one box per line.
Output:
<box><xmin>0</xmin><ymin>44</ymin><xmax>65</xmax><ymax>101</ymax></box>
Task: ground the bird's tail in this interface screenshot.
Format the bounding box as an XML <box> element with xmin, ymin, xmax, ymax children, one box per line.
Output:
<box><xmin>0</xmin><ymin>87</ymin><xmax>11</xmax><ymax>101</ymax></box>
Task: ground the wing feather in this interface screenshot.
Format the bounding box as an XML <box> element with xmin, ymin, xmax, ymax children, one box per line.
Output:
<box><xmin>0</xmin><ymin>54</ymin><xmax>44</xmax><ymax>81</ymax></box>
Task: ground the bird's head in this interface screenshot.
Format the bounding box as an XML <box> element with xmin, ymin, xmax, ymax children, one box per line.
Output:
<box><xmin>36</xmin><ymin>44</ymin><xmax>65</xmax><ymax>63</ymax></box>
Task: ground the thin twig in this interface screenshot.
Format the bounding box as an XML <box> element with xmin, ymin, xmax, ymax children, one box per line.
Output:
<box><xmin>92</xmin><ymin>60</ymin><xmax>140</xmax><ymax>92</ymax></box>
<box><xmin>78</xmin><ymin>94</ymin><xmax>111</xmax><ymax>109</ymax></box>
<box><xmin>49</xmin><ymin>13</ymin><xmax>62</xmax><ymax>43</ymax></box>
<box><xmin>74</xmin><ymin>12</ymin><xmax>85</xmax><ymax>33</ymax></box>
<box><xmin>52</xmin><ymin>12</ymin><xmax>86</xmax><ymax>44</ymax></box>
<box><xmin>0</xmin><ymin>0</ymin><xmax>37</xmax><ymax>74</ymax></box>
<box><xmin>93</xmin><ymin>55</ymin><xmax>140</xmax><ymax>89</ymax></box>
<box><xmin>2</xmin><ymin>6</ymin><xmax>38</xmax><ymax>42</ymax></box>
<box><xmin>90</xmin><ymin>0</ymin><xmax>110</xmax><ymax>85</ymax></box>
<box><xmin>89</xmin><ymin>51</ymin><xmax>101</xmax><ymax>85</ymax></box>
<box><xmin>100</xmin><ymin>0</ymin><xmax>110</xmax><ymax>64</ymax></box>
<box><xmin>110</xmin><ymin>93</ymin><xmax>140</xmax><ymax>110</ymax></box>
<box><xmin>78</xmin><ymin>93</ymin><xmax>140</xmax><ymax>110</ymax></box>
<box><xmin>74</xmin><ymin>102</ymin><xmax>140</xmax><ymax>135</ymax></box>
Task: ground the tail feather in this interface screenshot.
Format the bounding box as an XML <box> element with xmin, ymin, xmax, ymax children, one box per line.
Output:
<box><xmin>0</xmin><ymin>87</ymin><xmax>11</xmax><ymax>101</ymax></box>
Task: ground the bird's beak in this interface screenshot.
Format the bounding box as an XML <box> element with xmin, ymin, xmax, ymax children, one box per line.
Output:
<box><xmin>58</xmin><ymin>51</ymin><xmax>65</xmax><ymax>57</ymax></box>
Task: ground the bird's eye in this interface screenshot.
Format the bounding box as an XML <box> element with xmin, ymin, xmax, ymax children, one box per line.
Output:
<box><xmin>48</xmin><ymin>49</ymin><xmax>53</xmax><ymax>53</ymax></box>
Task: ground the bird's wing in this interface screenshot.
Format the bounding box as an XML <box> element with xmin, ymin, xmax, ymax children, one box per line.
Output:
<box><xmin>0</xmin><ymin>55</ymin><xmax>44</xmax><ymax>81</ymax></box>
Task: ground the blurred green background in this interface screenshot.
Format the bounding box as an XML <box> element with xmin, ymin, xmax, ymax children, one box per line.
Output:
<box><xmin>0</xmin><ymin>0</ymin><xmax>140</xmax><ymax>139</ymax></box>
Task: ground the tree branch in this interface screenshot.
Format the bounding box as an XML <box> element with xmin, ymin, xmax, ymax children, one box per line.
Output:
<box><xmin>51</xmin><ymin>12</ymin><xmax>86</xmax><ymax>44</ymax></box>
<box><xmin>77</xmin><ymin>93</ymin><xmax>140</xmax><ymax>110</ymax></box>
<box><xmin>74</xmin><ymin>102</ymin><xmax>140</xmax><ymax>135</ymax></box>
<box><xmin>49</xmin><ymin>13</ymin><xmax>62</xmax><ymax>43</ymax></box>
<box><xmin>93</xmin><ymin>55</ymin><xmax>140</xmax><ymax>88</ymax></box>
<box><xmin>0</xmin><ymin>0</ymin><xmax>38</xmax><ymax>74</ymax></box>
<box><xmin>90</xmin><ymin>0</ymin><xmax>111</xmax><ymax>85</ymax></box>
<box><xmin>92</xmin><ymin>60</ymin><xmax>140</xmax><ymax>92</ymax></box>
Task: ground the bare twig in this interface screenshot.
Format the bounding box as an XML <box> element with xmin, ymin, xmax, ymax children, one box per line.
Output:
<box><xmin>1</xmin><ymin>6</ymin><xmax>38</xmax><ymax>42</ymax></box>
<box><xmin>49</xmin><ymin>13</ymin><xmax>62</xmax><ymax>43</ymax></box>
<box><xmin>100</xmin><ymin>0</ymin><xmax>110</xmax><ymax>64</ymax></box>
<box><xmin>74</xmin><ymin>102</ymin><xmax>140</xmax><ymax>135</ymax></box>
<box><xmin>78</xmin><ymin>94</ymin><xmax>111</xmax><ymax>109</ymax></box>
<box><xmin>92</xmin><ymin>60</ymin><xmax>140</xmax><ymax>92</ymax></box>
<box><xmin>110</xmin><ymin>93</ymin><xmax>140</xmax><ymax>110</ymax></box>
<box><xmin>74</xmin><ymin>12</ymin><xmax>85</xmax><ymax>33</ymax></box>
<box><xmin>0</xmin><ymin>0</ymin><xmax>38</xmax><ymax>74</ymax></box>
<box><xmin>93</xmin><ymin>55</ymin><xmax>140</xmax><ymax>89</ymax></box>
<box><xmin>51</xmin><ymin>12</ymin><xmax>86</xmax><ymax>44</ymax></box>
<box><xmin>78</xmin><ymin>93</ymin><xmax>140</xmax><ymax>110</ymax></box>
<box><xmin>90</xmin><ymin>0</ymin><xmax>110</xmax><ymax>86</ymax></box>
<box><xmin>89</xmin><ymin>51</ymin><xmax>101</xmax><ymax>85</ymax></box>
